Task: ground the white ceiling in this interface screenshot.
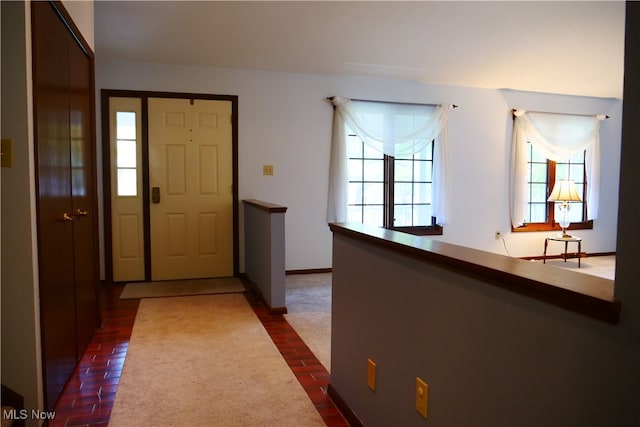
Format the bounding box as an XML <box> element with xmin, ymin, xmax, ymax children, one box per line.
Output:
<box><xmin>94</xmin><ymin>1</ymin><xmax>626</xmax><ymax>98</ymax></box>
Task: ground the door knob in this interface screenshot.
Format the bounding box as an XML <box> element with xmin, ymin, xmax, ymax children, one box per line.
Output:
<box><xmin>75</xmin><ymin>208</ymin><xmax>88</xmax><ymax>218</ymax></box>
<box><xmin>62</xmin><ymin>213</ymin><xmax>75</xmax><ymax>224</ymax></box>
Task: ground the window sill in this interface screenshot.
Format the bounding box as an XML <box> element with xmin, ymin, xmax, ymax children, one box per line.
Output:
<box><xmin>389</xmin><ymin>225</ymin><xmax>443</xmax><ymax>236</ymax></box>
<box><xmin>512</xmin><ymin>220</ymin><xmax>593</xmax><ymax>233</ymax></box>
<box><xmin>329</xmin><ymin>222</ymin><xmax>620</xmax><ymax>324</ymax></box>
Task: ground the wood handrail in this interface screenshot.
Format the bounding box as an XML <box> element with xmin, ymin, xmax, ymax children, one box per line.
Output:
<box><xmin>243</xmin><ymin>199</ymin><xmax>287</xmax><ymax>213</ymax></box>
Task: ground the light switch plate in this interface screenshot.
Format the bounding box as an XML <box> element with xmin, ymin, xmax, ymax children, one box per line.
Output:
<box><xmin>367</xmin><ymin>358</ymin><xmax>376</xmax><ymax>391</ymax></box>
<box><xmin>416</xmin><ymin>377</ymin><xmax>428</xmax><ymax>418</ymax></box>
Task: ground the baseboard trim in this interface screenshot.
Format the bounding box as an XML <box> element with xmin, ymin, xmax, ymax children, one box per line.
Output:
<box><xmin>521</xmin><ymin>251</ymin><xmax>616</xmax><ymax>261</ymax></box>
<box><xmin>286</xmin><ymin>268</ymin><xmax>332</xmax><ymax>275</ymax></box>
<box><xmin>237</xmin><ymin>273</ymin><xmax>288</xmax><ymax>315</ymax></box>
<box><xmin>327</xmin><ymin>384</ymin><xmax>363</xmax><ymax>427</ymax></box>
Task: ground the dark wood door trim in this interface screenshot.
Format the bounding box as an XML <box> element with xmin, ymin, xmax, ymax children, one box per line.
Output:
<box><xmin>101</xmin><ymin>89</ymin><xmax>240</xmax><ymax>283</ymax></box>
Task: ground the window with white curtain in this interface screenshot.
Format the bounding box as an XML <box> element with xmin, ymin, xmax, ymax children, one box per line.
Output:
<box><xmin>347</xmin><ymin>132</ymin><xmax>438</xmax><ymax>232</ymax></box>
<box><xmin>510</xmin><ymin>109</ymin><xmax>605</xmax><ymax>232</ymax></box>
<box><xmin>328</xmin><ymin>97</ymin><xmax>453</xmax><ymax>235</ymax></box>
<box><xmin>523</xmin><ymin>142</ymin><xmax>588</xmax><ymax>230</ymax></box>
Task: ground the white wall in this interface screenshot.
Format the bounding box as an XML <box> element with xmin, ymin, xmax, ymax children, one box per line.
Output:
<box><xmin>61</xmin><ymin>0</ymin><xmax>94</xmax><ymax>49</ymax></box>
<box><xmin>96</xmin><ymin>59</ymin><xmax>622</xmax><ymax>272</ymax></box>
<box><xmin>1</xmin><ymin>0</ymin><xmax>43</xmax><ymax>417</ymax></box>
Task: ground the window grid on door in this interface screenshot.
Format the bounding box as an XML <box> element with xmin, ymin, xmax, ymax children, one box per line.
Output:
<box><xmin>115</xmin><ymin>111</ymin><xmax>138</xmax><ymax>197</ymax></box>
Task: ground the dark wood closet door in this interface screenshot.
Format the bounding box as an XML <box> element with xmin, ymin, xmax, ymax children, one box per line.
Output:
<box><xmin>33</xmin><ymin>1</ymin><xmax>76</xmax><ymax>410</ymax></box>
<box><xmin>32</xmin><ymin>1</ymin><xmax>99</xmax><ymax>410</ymax></box>
<box><xmin>69</xmin><ymin>31</ymin><xmax>99</xmax><ymax>358</ymax></box>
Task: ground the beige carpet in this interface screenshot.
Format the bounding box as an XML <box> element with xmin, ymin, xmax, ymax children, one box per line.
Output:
<box><xmin>120</xmin><ymin>277</ymin><xmax>245</xmax><ymax>299</ymax></box>
<box><xmin>284</xmin><ymin>273</ymin><xmax>332</xmax><ymax>372</ymax></box>
<box><xmin>108</xmin><ymin>294</ymin><xmax>325</xmax><ymax>427</ymax></box>
<box><xmin>535</xmin><ymin>255</ymin><xmax>616</xmax><ymax>280</ymax></box>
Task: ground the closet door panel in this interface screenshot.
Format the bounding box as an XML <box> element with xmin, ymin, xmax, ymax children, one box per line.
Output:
<box><xmin>32</xmin><ymin>1</ymin><xmax>76</xmax><ymax>410</ymax></box>
<box><xmin>69</xmin><ymin>33</ymin><xmax>99</xmax><ymax>356</ymax></box>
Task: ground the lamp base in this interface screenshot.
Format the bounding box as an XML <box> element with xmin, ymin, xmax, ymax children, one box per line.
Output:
<box><xmin>560</xmin><ymin>227</ymin><xmax>572</xmax><ymax>238</ymax></box>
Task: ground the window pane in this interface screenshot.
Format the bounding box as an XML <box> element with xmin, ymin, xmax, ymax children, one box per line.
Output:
<box><xmin>555</xmin><ymin>163</ymin><xmax>569</xmax><ymax>181</ymax></box>
<box><xmin>363</xmin><ymin>160</ymin><xmax>384</xmax><ymax>181</ymax></box>
<box><xmin>530</xmin><ymin>163</ymin><xmax>547</xmax><ymax>182</ymax></box>
<box><xmin>363</xmin><ymin>205</ymin><xmax>383</xmax><ymax>226</ymax></box>
<box><xmin>569</xmin><ymin>150</ymin><xmax>585</xmax><ymax>163</ymax></box>
<box><xmin>530</xmin><ymin>183</ymin><xmax>547</xmax><ymax>203</ymax></box>
<box><xmin>347</xmin><ymin>205</ymin><xmax>363</xmax><ymax>223</ymax></box>
<box><xmin>117</xmin><ymin>139</ymin><xmax>137</xmax><ymax>168</ymax></box>
<box><xmin>414</xmin><ymin>161</ymin><xmax>431</xmax><ymax>182</ymax></box>
<box><xmin>348</xmin><ymin>182</ymin><xmax>363</xmax><ymax>205</ymax></box>
<box><xmin>413</xmin><ymin>204</ymin><xmax>432</xmax><ymax>226</ymax></box>
<box><xmin>394</xmin><ymin>183</ymin><xmax>412</xmax><ymax>204</ymax></box>
<box><xmin>363</xmin><ymin>143</ymin><xmax>383</xmax><ymax>159</ymax></box>
<box><xmin>530</xmin><ymin>145</ymin><xmax>547</xmax><ymax>162</ymax></box>
<box><xmin>576</xmin><ymin>182</ymin><xmax>586</xmax><ymax>201</ymax></box>
<box><xmin>570</xmin><ymin>164</ymin><xmax>585</xmax><ymax>183</ymax></box>
<box><xmin>364</xmin><ymin>182</ymin><xmax>383</xmax><ymax>204</ymax></box>
<box><xmin>117</xmin><ymin>169</ymin><xmax>137</xmax><ymax>196</ymax></box>
<box><xmin>414</xmin><ymin>142</ymin><xmax>432</xmax><ymax>160</ymax></box>
<box><xmin>347</xmin><ymin>135</ymin><xmax>363</xmax><ymax>158</ymax></box>
<box><xmin>116</xmin><ymin>112</ymin><xmax>136</xmax><ymax>140</ymax></box>
<box><xmin>394</xmin><ymin>205</ymin><xmax>412</xmax><ymax>226</ymax></box>
<box><xmin>413</xmin><ymin>182</ymin><xmax>431</xmax><ymax>204</ymax></box>
<box><xmin>568</xmin><ymin>202</ymin><xmax>583</xmax><ymax>222</ymax></box>
<box><xmin>394</xmin><ymin>160</ymin><xmax>413</xmax><ymax>181</ymax></box>
<box><xmin>528</xmin><ymin>203</ymin><xmax>547</xmax><ymax>223</ymax></box>
<box><xmin>348</xmin><ymin>159</ymin><xmax>363</xmax><ymax>181</ymax></box>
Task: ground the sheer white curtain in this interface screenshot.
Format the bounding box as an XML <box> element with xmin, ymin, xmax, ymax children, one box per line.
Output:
<box><xmin>327</xmin><ymin>96</ymin><xmax>453</xmax><ymax>224</ymax></box>
<box><xmin>510</xmin><ymin>110</ymin><xmax>606</xmax><ymax>228</ymax></box>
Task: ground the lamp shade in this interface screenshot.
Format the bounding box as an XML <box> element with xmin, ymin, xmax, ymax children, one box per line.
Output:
<box><xmin>548</xmin><ymin>180</ymin><xmax>582</xmax><ymax>202</ymax></box>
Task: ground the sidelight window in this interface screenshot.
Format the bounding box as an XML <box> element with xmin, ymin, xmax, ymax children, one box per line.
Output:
<box><xmin>115</xmin><ymin>111</ymin><xmax>138</xmax><ymax>196</ymax></box>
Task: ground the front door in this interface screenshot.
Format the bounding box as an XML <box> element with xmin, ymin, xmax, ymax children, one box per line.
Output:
<box><xmin>147</xmin><ymin>98</ymin><xmax>234</xmax><ymax>280</ymax></box>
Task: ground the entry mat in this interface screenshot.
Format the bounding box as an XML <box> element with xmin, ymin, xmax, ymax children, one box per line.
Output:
<box><xmin>120</xmin><ymin>277</ymin><xmax>245</xmax><ymax>299</ymax></box>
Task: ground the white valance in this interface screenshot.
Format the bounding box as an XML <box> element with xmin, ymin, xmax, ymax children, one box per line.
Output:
<box><xmin>327</xmin><ymin>97</ymin><xmax>453</xmax><ymax>225</ymax></box>
<box><xmin>510</xmin><ymin>110</ymin><xmax>606</xmax><ymax>228</ymax></box>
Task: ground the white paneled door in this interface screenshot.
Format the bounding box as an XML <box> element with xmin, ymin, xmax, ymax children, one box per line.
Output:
<box><xmin>110</xmin><ymin>97</ymin><xmax>145</xmax><ymax>282</ymax></box>
<box><xmin>148</xmin><ymin>98</ymin><xmax>234</xmax><ymax>280</ymax></box>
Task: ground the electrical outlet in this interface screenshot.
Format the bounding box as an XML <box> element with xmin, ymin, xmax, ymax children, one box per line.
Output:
<box><xmin>415</xmin><ymin>377</ymin><xmax>428</xmax><ymax>419</ymax></box>
<box><xmin>495</xmin><ymin>231</ymin><xmax>501</xmax><ymax>240</ymax></box>
<box><xmin>367</xmin><ymin>358</ymin><xmax>377</xmax><ymax>391</ymax></box>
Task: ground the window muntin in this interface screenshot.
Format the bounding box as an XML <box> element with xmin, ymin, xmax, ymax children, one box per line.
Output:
<box><xmin>115</xmin><ymin>111</ymin><xmax>138</xmax><ymax>197</ymax></box>
<box><xmin>347</xmin><ymin>132</ymin><xmax>440</xmax><ymax>235</ymax></box>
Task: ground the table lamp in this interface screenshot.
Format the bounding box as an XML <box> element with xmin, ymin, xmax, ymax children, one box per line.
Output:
<box><xmin>547</xmin><ymin>179</ymin><xmax>582</xmax><ymax>238</ymax></box>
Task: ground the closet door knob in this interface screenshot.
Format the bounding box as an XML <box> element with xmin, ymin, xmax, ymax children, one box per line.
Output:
<box><xmin>75</xmin><ymin>209</ymin><xmax>88</xmax><ymax>218</ymax></box>
<box><xmin>62</xmin><ymin>213</ymin><xmax>75</xmax><ymax>224</ymax></box>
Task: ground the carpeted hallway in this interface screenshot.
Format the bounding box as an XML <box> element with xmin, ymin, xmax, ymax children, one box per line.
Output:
<box><xmin>49</xmin><ymin>280</ymin><xmax>347</xmax><ymax>427</ymax></box>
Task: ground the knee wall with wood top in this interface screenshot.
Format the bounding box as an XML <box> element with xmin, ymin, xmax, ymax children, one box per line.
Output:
<box><xmin>329</xmin><ymin>223</ymin><xmax>637</xmax><ymax>427</ymax></box>
<box><xmin>242</xmin><ymin>199</ymin><xmax>287</xmax><ymax>313</ymax></box>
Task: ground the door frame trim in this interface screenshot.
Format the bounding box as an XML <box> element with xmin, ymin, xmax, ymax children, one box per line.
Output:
<box><xmin>101</xmin><ymin>89</ymin><xmax>240</xmax><ymax>282</ymax></box>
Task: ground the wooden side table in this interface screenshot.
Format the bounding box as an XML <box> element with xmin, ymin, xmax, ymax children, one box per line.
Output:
<box><xmin>543</xmin><ymin>236</ymin><xmax>583</xmax><ymax>267</ymax></box>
